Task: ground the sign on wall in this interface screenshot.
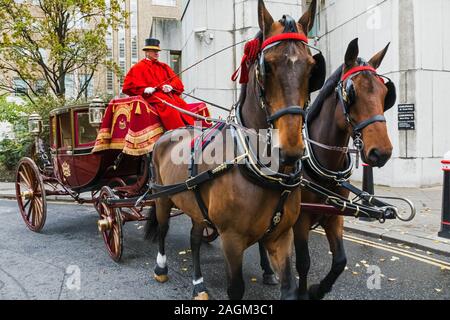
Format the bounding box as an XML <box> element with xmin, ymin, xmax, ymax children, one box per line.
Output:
<box><xmin>398</xmin><ymin>104</ymin><xmax>415</xmax><ymax>131</ymax></box>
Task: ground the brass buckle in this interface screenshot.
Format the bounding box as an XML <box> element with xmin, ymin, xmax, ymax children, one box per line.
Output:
<box><xmin>185</xmin><ymin>177</ymin><xmax>197</xmax><ymax>190</ymax></box>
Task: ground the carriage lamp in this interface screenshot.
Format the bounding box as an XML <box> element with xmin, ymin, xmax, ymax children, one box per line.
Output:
<box><xmin>89</xmin><ymin>97</ymin><xmax>106</xmax><ymax>127</ymax></box>
<box><xmin>28</xmin><ymin>113</ymin><xmax>43</xmax><ymax>136</ymax></box>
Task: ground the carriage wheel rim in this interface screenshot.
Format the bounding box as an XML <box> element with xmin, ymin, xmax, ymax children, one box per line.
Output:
<box><xmin>98</xmin><ymin>187</ymin><xmax>123</xmax><ymax>262</ymax></box>
<box><xmin>16</xmin><ymin>159</ymin><xmax>47</xmax><ymax>232</ymax></box>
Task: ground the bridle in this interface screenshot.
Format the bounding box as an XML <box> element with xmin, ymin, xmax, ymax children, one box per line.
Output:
<box><xmin>303</xmin><ymin>60</ymin><xmax>397</xmax><ymax>180</ymax></box>
<box><xmin>254</xmin><ymin>32</ymin><xmax>318</xmax><ymax>127</ymax></box>
<box><xmin>336</xmin><ymin>61</ymin><xmax>396</xmax><ymax>151</ymax></box>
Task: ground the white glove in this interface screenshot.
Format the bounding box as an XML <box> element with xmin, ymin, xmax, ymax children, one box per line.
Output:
<box><xmin>144</xmin><ymin>87</ymin><xmax>156</xmax><ymax>95</ymax></box>
<box><xmin>162</xmin><ymin>84</ymin><xmax>173</xmax><ymax>93</ymax></box>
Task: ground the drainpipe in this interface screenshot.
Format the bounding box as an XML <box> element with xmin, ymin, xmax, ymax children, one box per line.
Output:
<box><xmin>232</xmin><ymin>0</ymin><xmax>238</xmax><ymax>103</ymax></box>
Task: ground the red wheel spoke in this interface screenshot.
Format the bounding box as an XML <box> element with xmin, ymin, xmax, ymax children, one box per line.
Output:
<box><xmin>19</xmin><ymin>171</ymin><xmax>32</xmax><ymax>188</ymax></box>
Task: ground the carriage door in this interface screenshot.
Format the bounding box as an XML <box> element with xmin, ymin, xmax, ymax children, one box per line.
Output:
<box><xmin>57</xmin><ymin>111</ymin><xmax>79</xmax><ymax>186</ymax></box>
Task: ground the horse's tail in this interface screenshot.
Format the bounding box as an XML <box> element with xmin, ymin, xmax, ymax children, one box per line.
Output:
<box><xmin>144</xmin><ymin>206</ymin><xmax>159</xmax><ymax>243</ymax></box>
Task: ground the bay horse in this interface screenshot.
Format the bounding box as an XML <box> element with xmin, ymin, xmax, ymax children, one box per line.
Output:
<box><xmin>295</xmin><ymin>38</ymin><xmax>396</xmax><ymax>299</ymax></box>
<box><xmin>146</xmin><ymin>0</ymin><xmax>324</xmax><ymax>300</ymax></box>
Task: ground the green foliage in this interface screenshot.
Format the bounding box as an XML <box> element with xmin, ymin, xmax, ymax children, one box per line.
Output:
<box><xmin>0</xmin><ymin>0</ymin><xmax>127</xmax><ymax>102</ymax></box>
<box><xmin>0</xmin><ymin>95</ymin><xmax>63</xmax><ymax>176</ymax></box>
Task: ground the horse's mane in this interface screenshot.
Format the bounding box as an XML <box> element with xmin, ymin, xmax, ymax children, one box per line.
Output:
<box><xmin>306</xmin><ymin>64</ymin><xmax>343</xmax><ymax>122</ymax></box>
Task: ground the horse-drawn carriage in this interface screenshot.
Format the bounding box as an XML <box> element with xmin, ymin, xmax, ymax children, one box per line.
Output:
<box><xmin>14</xmin><ymin>0</ymin><xmax>419</xmax><ymax>301</ymax></box>
<box><xmin>15</xmin><ymin>96</ymin><xmax>217</xmax><ymax>262</ymax></box>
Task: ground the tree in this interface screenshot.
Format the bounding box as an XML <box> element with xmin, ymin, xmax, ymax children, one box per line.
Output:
<box><xmin>0</xmin><ymin>0</ymin><xmax>127</xmax><ymax>104</ymax></box>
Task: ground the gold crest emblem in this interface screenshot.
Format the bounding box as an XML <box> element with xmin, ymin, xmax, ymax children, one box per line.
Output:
<box><xmin>119</xmin><ymin>119</ymin><xmax>127</xmax><ymax>130</ymax></box>
<box><xmin>62</xmin><ymin>162</ymin><xmax>71</xmax><ymax>177</ymax></box>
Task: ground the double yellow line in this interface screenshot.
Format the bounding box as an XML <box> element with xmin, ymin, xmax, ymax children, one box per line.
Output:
<box><xmin>313</xmin><ymin>229</ymin><xmax>450</xmax><ymax>270</ymax></box>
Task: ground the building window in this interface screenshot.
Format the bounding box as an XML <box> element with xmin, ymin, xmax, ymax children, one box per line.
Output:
<box><xmin>152</xmin><ymin>0</ymin><xmax>176</xmax><ymax>7</ymax></box>
<box><xmin>79</xmin><ymin>74</ymin><xmax>94</xmax><ymax>99</ymax></box>
<box><xmin>107</xmin><ymin>70</ymin><xmax>114</xmax><ymax>93</ymax></box>
<box><xmin>65</xmin><ymin>74</ymin><xmax>75</xmax><ymax>99</ymax></box>
<box><xmin>119</xmin><ymin>41</ymin><xmax>125</xmax><ymax>59</ymax></box>
<box><xmin>305</xmin><ymin>0</ymin><xmax>320</xmax><ymax>38</ymax></box>
<box><xmin>13</xmin><ymin>78</ymin><xmax>28</xmax><ymax>96</ymax></box>
<box><xmin>130</xmin><ymin>0</ymin><xmax>138</xmax><ymax>64</ymax></box>
<box><xmin>170</xmin><ymin>51</ymin><xmax>181</xmax><ymax>76</ymax></box>
<box><xmin>35</xmin><ymin>79</ymin><xmax>47</xmax><ymax>95</ymax></box>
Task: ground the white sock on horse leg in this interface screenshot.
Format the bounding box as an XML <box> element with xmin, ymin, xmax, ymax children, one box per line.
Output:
<box><xmin>157</xmin><ymin>253</ymin><xmax>167</xmax><ymax>268</ymax></box>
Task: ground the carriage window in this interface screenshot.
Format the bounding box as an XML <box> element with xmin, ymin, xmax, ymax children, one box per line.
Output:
<box><xmin>59</xmin><ymin>113</ymin><xmax>72</xmax><ymax>148</ymax></box>
<box><xmin>77</xmin><ymin>112</ymin><xmax>98</xmax><ymax>146</ymax></box>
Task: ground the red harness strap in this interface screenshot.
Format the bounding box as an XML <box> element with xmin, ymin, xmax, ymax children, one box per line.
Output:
<box><xmin>341</xmin><ymin>65</ymin><xmax>384</xmax><ymax>84</ymax></box>
<box><xmin>261</xmin><ymin>33</ymin><xmax>308</xmax><ymax>50</ymax></box>
<box><xmin>232</xmin><ymin>33</ymin><xmax>309</xmax><ymax>84</ymax></box>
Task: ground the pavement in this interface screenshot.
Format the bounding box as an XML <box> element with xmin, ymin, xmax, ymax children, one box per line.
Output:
<box><xmin>1</xmin><ymin>200</ymin><xmax>449</xmax><ymax>300</ymax></box>
<box><xmin>2</xmin><ymin>181</ymin><xmax>449</xmax><ymax>257</ymax></box>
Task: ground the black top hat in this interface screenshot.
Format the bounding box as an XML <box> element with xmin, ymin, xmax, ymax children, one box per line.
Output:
<box><xmin>142</xmin><ymin>38</ymin><xmax>161</xmax><ymax>51</ymax></box>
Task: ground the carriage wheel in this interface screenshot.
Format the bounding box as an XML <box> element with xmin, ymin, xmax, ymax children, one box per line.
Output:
<box><xmin>15</xmin><ymin>157</ymin><xmax>47</xmax><ymax>232</ymax></box>
<box><xmin>97</xmin><ymin>186</ymin><xmax>123</xmax><ymax>262</ymax></box>
<box><xmin>202</xmin><ymin>226</ymin><xmax>219</xmax><ymax>243</ymax></box>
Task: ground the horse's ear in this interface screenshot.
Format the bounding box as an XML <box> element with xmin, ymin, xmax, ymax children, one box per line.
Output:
<box><xmin>299</xmin><ymin>0</ymin><xmax>317</xmax><ymax>33</ymax></box>
<box><xmin>369</xmin><ymin>42</ymin><xmax>390</xmax><ymax>69</ymax></box>
<box><xmin>345</xmin><ymin>38</ymin><xmax>359</xmax><ymax>67</ymax></box>
<box><xmin>258</xmin><ymin>0</ymin><xmax>274</xmax><ymax>37</ymax></box>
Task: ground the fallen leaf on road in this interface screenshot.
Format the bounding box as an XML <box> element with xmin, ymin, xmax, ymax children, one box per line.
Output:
<box><xmin>360</xmin><ymin>260</ymin><xmax>367</xmax><ymax>264</ymax></box>
<box><xmin>355</xmin><ymin>263</ymin><xmax>361</xmax><ymax>267</ymax></box>
<box><xmin>345</xmin><ymin>267</ymin><xmax>349</xmax><ymax>271</ymax></box>
<box><xmin>388</xmin><ymin>278</ymin><xmax>397</xmax><ymax>282</ymax></box>
<box><xmin>433</xmin><ymin>240</ymin><xmax>441</xmax><ymax>244</ymax></box>
<box><xmin>426</xmin><ymin>251</ymin><xmax>433</xmax><ymax>256</ymax></box>
<box><xmin>181</xmin><ymin>267</ymin><xmax>188</xmax><ymax>272</ymax></box>
<box><xmin>379</xmin><ymin>258</ymin><xmax>386</xmax><ymax>262</ymax></box>
<box><xmin>328</xmin><ymin>251</ymin><xmax>332</xmax><ymax>255</ymax></box>
<box><xmin>435</xmin><ymin>288</ymin><xmax>442</xmax><ymax>293</ymax></box>
<box><xmin>352</xmin><ymin>271</ymin><xmax>359</xmax><ymax>275</ymax></box>
<box><xmin>137</xmin><ymin>226</ymin><xmax>143</xmax><ymax>230</ymax></box>
<box><xmin>251</xmin><ymin>278</ymin><xmax>257</xmax><ymax>282</ymax></box>
<box><xmin>390</xmin><ymin>256</ymin><xmax>400</xmax><ymax>262</ymax></box>
<box><xmin>380</xmin><ymin>274</ymin><xmax>386</xmax><ymax>278</ymax></box>
<box><xmin>183</xmin><ymin>259</ymin><xmax>187</xmax><ymax>262</ymax></box>
<box><xmin>178</xmin><ymin>251</ymin><xmax>187</xmax><ymax>255</ymax></box>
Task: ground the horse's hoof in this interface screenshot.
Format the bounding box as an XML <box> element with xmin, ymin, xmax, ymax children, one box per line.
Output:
<box><xmin>308</xmin><ymin>284</ymin><xmax>325</xmax><ymax>300</ymax></box>
<box><xmin>263</xmin><ymin>273</ymin><xmax>279</xmax><ymax>285</ymax></box>
<box><xmin>194</xmin><ymin>292</ymin><xmax>209</xmax><ymax>300</ymax></box>
<box><xmin>154</xmin><ymin>274</ymin><xmax>169</xmax><ymax>283</ymax></box>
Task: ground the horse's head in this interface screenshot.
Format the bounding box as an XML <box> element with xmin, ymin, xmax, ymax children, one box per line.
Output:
<box><xmin>337</xmin><ymin>38</ymin><xmax>395</xmax><ymax>168</ymax></box>
<box><xmin>255</xmin><ymin>0</ymin><xmax>325</xmax><ymax>166</ymax></box>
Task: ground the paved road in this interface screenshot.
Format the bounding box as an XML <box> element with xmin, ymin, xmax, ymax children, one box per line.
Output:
<box><xmin>0</xmin><ymin>200</ymin><xmax>449</xmax><ymax>300</ymax></box>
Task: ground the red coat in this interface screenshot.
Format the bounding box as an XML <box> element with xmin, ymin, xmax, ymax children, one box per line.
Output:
<box><xmin>122</xmin><ymin>59</ymin><xmax>194</xmax><ymax>130</ymax></box>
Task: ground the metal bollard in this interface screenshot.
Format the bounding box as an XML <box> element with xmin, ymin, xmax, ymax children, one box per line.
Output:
<box><xmin>438</xmin><ymin>152</ymin><xmax>450</xmax><ymax>239</ymax></box>
<box><xmin>360</xmin><ymin>163</ymin><xmax>376</xmax><ymax>221</ymax></box>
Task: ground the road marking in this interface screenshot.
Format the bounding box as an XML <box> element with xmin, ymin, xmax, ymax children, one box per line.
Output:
<box><xmin>313</xmin><ymin>229</ymin><xmax>450</xmax><ymax>270</ymax></box>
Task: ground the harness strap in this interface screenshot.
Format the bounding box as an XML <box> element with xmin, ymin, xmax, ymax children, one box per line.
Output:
<box><xmin>353</xmin><ymin>114</ymin><xmax>386</xmax><ymax>132</ymax></box>
<box><xmin>190</xmin><ymin>132</ymin><xmax>214</xmax><ymax>226</ymax></box>
<box><xmin>265</xmin><ymin>190</ymin><xmax>292</xmax><ymax>234</ymax></box>
<box><xmin>266</xmin><ymin>106</ymin><xmax>306</xmax><ymax>123</ymax></box>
